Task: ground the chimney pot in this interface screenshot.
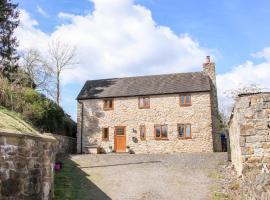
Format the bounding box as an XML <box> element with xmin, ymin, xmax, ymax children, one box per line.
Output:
<box><xmin>206</xmin><ymin>56</ymin><xmax>211</xmax><ymax>63</ymax></box>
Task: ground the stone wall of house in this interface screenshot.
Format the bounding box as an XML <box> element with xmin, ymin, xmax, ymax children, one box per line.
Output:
<box><xmin>229</xmin><ymin>93</ymin><xmax>270</xmax><ymax>175</ymax></box>
<box><xmin>77</xmin><ymin>92</ymin><xmax>214</xmax><ymax>154</ymax></box>
<box><xmin>203</xmin><ymin>61</ymin><xmax>222</xmax><ymax>152</ymax></box>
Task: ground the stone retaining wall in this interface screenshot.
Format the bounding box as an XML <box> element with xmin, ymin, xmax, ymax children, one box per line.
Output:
<box><xmin>0</xmin><ymin>131</ymin><xmax>57</xmax><ymax>200</ymax></box>
<box><xmin>45</xmin><ymin>133</ymin><xmax>76</xmax><ymax>155</ymax></box>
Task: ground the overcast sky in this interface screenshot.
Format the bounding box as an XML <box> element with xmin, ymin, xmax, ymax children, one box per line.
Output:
<box><xmin>15</xmin><ymin>0</ymin><xmax>270</xmax><ymax>119</ymax></box>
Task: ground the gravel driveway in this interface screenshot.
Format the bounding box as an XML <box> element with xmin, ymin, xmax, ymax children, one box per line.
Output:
<box><xmin>70</xmin><ymin>153</ymin><xmax>227</xmax><ymax>200</ymax></box>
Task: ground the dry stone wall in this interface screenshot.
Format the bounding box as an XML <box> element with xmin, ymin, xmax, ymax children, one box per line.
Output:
<box><xmin>229</xmin><ymin>93</ymin><xmax>270</xmax><ymax>175</ymax></box>
<box><xmin>78</xmin><ymin>92</ymin><xmax>214</xmax><ymax>154</ymax></box>
<box><xmin>229</xmin><ymin>93</ymin><xmax>270</xmax><ymax>199</ymax></box>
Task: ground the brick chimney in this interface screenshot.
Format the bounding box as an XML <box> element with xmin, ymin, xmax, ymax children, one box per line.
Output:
<box><xmin>203</xmin><ymin>56</ymin><xmax>216</xmax><ymax>86</ymax></box>
<box><xmin>203</xmin><ymin>56</ymin><xmax>221</xmax><ymax>152</ymax></box>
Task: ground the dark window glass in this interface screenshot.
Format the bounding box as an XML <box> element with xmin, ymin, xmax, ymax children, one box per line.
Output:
<box><xmin>178</xmin><ymin>125</ymin><xmax>184</xmax><ymax>138</ymax></box>
<box><xmin>140</xmin><ymin>126</ymin><xmax>145</xmax><ymax>140</ymax></box>
<box><xmin>116</xmin><ymin>127</ymin><xmax>124</xmax><ymax>135</ymax></box>
<box><xmin>103</xmin><ymin>128</ymin><xmax>109</xmax><ymax>140</ymax></box>
<box><xmin>155</xmin><ymin>126</ymin><xmax>161</xmax><ymax>137</ymax></box>
<box><xmin>161</xmin><ymin>125</ymin><xmax>167</xmax><ymax>138</ymax></box>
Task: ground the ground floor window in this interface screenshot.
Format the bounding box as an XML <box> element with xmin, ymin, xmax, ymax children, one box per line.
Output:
<box><xmin>177</xmin><ymin>124</ymin><xmax>192</xmax><ymax>139</ymax></box>
<box><xmin>140</xmin><ymin>125</ymin><xmax>146</xmax><ymax>140</ymax></box>
<box><xmin>154</xmin><ymin>125</ymin><xmax>168</xmax><ymax>140</ymax></box>
<box><xmin>102</xmin><ymin>127</ymin><xmax>109</xmax><ymax>141</ymax></box>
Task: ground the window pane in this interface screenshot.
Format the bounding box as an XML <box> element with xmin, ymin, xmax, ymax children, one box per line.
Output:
<box><xmin>139</xmin><ymin>98</ymin><xmax>144</xmax><ymax>107</ymax></box>
<box><xmin>103</xmin><ymin>128</ymin><xmax>109</xmax><ymax>139</ymax></box>
<box><xmin>155</xmin><ymin>126</ymin><xmax>161</xmax><ymax>137</ymax></box>
<box><xmin>144</xmin><ymin>97</ymin><xmax>149</xmax><ymax>107</ymax></box>
<box><xmin>161</xmin><ymin>125</ymin><xmax>167</xmax><ymax>138</ymax></box>
<box><xmin>140</xmin><ymin>126</ymin><xmax>145</xmax><ymax>139</ymax></box>
<box><xmin>186</xmin><ymin>125</ymin><xmax>191</xmax><ymax>138</ymax></box>
<box><xmin>116</xmin><ymin>128</ymin><xmax>124</xmax><ymax>135</ymax></box>
<box><xmin>181</xmin><ymin>96</ymin><xmax>185</xmax><ymax>105</ymax></box>
<box><xmin>178</xmin><ymin>125</ymin><xmax>184</xmax><ymax>137</ymax></box>
<box><xmin>109</xmin><ymin>100</ymin><xmax>113</xmax><ymax>108</ymax></box>
<box><xmin>186</xmin><ymin>95</ymin><xmax>191</xmax><ymax>104</ymax></box>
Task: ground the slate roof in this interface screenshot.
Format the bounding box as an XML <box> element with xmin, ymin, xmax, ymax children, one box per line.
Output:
<box><xmin>77</xmin><ymin>72</ymin><xmax>211</xmax><ymax>100</ymax></box>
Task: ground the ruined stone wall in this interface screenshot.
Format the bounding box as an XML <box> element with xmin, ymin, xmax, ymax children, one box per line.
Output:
<box><xmin>78</xmin><ymin>92</ymin><xmax>214</xmax><ymax>154</ymax></box>
<box><xmin>229</xmin><ymin>93</ymin><xmax>270</xmax><ymax>175</ymax></box>
<box><xmin>0</xmin><ymin>131</ymin><xmax>57</xmax><ymax>200</ymax></box>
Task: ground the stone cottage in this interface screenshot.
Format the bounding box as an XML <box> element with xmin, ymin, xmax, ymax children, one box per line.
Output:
<box><xmin>76</xmin><ymin>56</ymin><xmax>221</xmax><ymax>154</ymax></box>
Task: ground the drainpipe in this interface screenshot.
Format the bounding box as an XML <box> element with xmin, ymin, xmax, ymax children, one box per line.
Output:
<box><xmin>78</xmin><ymin>101</ymin><xmax>84</xmax><ymax>154</ymax></box>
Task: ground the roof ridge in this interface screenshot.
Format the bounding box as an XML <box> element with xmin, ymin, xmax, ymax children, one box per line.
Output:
<box><xmin>86</xmin><ymin>71</ymin><xmax>205</xmax><ymax>82</ymax></box>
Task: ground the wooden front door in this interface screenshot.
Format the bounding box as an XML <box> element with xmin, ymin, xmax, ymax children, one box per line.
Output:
<box><xmin>114</xmin><ymin>126</ymin><xmax>126</xmax><ymax>152</ymax></box>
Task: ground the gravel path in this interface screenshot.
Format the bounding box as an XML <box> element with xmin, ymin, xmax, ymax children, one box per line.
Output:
<box><xmin>71</xmin><ymin>153</ymin><xmax>227</xmax><ymax>200</ymax></box>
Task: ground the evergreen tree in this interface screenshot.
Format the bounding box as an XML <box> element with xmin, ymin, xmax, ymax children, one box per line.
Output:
<box><xmin>0</xmin><ymin>0</ymin><xmax>20</xmax><ymax>81</ymax></box>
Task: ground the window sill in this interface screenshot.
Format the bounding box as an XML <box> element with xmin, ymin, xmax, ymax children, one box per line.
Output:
<box><xmin>180</xmin><ymin>104</ymin><xmax>191</xmax><ymax>107</ymax></box>
<box><xmin>155</xmin><ymin>138</ymin><xmax>169</xmax><ymax>141</ymax></box>
<box><xmin>178</xmin><ymin>137</ymin><xmax>192</xmax><ymax>140</ymax></box>
<box><xmin>103</xmin><ymin>108</ymin><xmax>113</xmax><ymax>111</ymax></box>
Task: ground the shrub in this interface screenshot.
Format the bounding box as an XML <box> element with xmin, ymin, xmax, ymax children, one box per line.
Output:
<box><xmin>0</xmin><ymin>76</ymin><xmax>76</xmax><ymax>137</ymax></box>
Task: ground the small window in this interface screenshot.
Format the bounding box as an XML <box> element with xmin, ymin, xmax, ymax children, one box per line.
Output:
<box><xmin>115</xmin><ymin>127</ymin><xmax>125</xmax><ymax>135</ymax></box>
<box><xmin>138</xmin><ymin>96</ymin><xmax>150</xmax><ymax>109</ymax></box>
<box><xmin>177</xmin><ymin>124</ymin><xmax>192</xmax><ymax>139</ymax></box>
<box><xmin>154</xmin><ymin>125</ymin><xmax>168</xmax><ymax>140</ymax></box>
<box><xmin>103</xmin><ymin>99</ymin><xmax>114</xmax><ymax>110</ymax></box>
<box><xmin>180</xmin><ymin>94</ymin><xmax>191</xmax><ymax>106</ymax></box>
<box><xmin>140</xmin><ymin>125</ymin><xmax>146</xmax><ymax>140</ymax></box>
<box><xmin>102</xmin><ymin>128</ymin><xmax>109</xmax><ymax>141</ymax></box>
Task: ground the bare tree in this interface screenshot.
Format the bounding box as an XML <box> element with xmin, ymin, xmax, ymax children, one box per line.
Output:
<box><xmin>47</xmin><ymin>39</ymin><xmax>77</xmax><ymax>105</ymax></box>
<box><xmin>21</xmin><ymin>49</ymin><xmax>53</xmax><ymax>94</ymax></box>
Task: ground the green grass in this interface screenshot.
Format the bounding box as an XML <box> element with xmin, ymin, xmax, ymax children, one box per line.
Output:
<box><xmin>0</xmin><ymin>107</ymin><xmax>37</xmax><ymax>133</ymax></box>
<box><xmin>54</xmin><ymin>159</ymin><xmax>111</xmax><ymax>200</ymax></box>
<box><xmin>208</xmin><ymin>170</ymin><xmax>223</xmax><ymax>180</ymax></box>
<box><xmin>211</xmin><ymin>192</ymin><xmax>230</xmax><ymax>200</ymax></box>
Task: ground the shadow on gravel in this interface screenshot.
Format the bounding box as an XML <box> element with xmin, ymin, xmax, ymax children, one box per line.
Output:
<box><xmin>80</xmin><ymin>160</ymin><xmax>161</xmax><ymax>169</ymax></box>
<box><xmin>54</xmin><ymin>159</ymin><xmax>111</xmax><ymax>200</ymax></box>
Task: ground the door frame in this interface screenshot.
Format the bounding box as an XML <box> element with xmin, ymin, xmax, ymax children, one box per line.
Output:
<box><xmin>114</xmin><ymin>126</ymin><xmax>126</xmax><ymax>152</ymax></box>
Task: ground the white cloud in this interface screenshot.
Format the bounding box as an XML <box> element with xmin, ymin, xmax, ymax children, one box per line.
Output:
<box><xmin>37</xmin><ymin>6</ymin><xmax>49</xmax><ymax>18</ymax></box>
<box><xmin>15</xmin><ymin>10</ymin><xmax>49</xmax><ymax>51</ymax></box>
<box><xmin>217</xmin><ymin>49</ymin><xmax>270</xmax><ymax>115</ymax></box>
<box><xmin>16</xmin><ymin>0</ymin><xmax>210</xmax><ymax>86</ymax></box>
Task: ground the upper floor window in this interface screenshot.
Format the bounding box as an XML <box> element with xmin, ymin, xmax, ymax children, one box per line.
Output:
<box><xmin>177</xmin><ymin>124</ymin><xmax>192</xmax><ymax>139</ymax></box>
<box><xmin>102</xmin><ymin>127</ymin><xmax>109</xmax><ymax>141</ymax></box>
<box><xmin>180</xmin><ymin>94</ymin><xmax>191</xmax><ymax>106</ymax></box>
<box><xmin>154</xmin><ymin>125</ymin><xmax>168</xmax><ymax>140</ymax></box>
<box><xmin>103</xmin><ymin>98</ymin><xmax>114</xmax><ymax>110</ymax></box>
<box><xmin>138</xmin><ymin>96</ymin><xmax>150</xmax><ymax>109</ymax></box>
<box><xmin>140</xmin><ymin>125</ymin><xmax>146</xmax><ymax>140</ymax></box>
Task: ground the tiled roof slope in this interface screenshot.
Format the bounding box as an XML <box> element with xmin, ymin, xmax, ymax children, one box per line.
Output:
<box><xmin>77</xmin><ymin>72</ymin><xmax>211</xmax><ymax>100</ymax></box>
